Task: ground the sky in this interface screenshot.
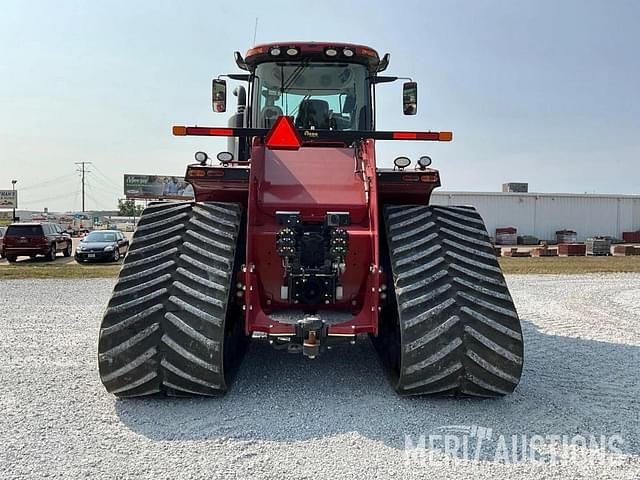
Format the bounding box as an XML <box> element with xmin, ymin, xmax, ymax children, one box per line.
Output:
<box><xmin>1</xmin><ymin>0</ymin><xmax>639</xmax><ymax>212</ymax></box>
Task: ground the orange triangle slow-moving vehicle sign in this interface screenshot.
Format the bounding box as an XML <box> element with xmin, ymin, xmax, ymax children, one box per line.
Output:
<box><xmin>265</xmin><ymin>116</ymin><xmax>303</xmax><ymax>151</ymax></box>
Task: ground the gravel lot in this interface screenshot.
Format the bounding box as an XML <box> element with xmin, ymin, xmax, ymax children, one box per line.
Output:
<box><xmin>1</xmin><ymin>275</ymin><xmax>639</xmax><ymax>479</ymax></box>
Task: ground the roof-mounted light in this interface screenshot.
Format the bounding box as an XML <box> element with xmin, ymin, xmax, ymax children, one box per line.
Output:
<box><xmin>245</xmin><ymin>46</ymin><xmax>266</xmax><ymax>57</ymax></box>
<box><xmin>358</xmin><ymin>47</ymin><xmax>378</xmax><ymax>58</ymax></box>
<box><xmin>286</xmin><ymin>47</ymin><xmax>299</xmax><ymax>56</ymax></box>
<box><xmin>269</xmin><ymin>47</ymin><xmax>281</xmax><ymax>56</ymax></box>
<box><xmin>325</xmin><ymin>47</ymin><xmax>338</xmax><ymax>57</ymax></box>
<box><xmin>393</xmin><ymin>156</ymin><xmax>411</xmax><ymax>170</ymax></box>
<box><xmin>342</xmin><ymin>48</ymin><xmax>354</xmax><ymax>58</ymax></box>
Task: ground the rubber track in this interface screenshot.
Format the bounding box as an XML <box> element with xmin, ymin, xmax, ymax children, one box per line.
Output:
<box><xmin>97</xmin><ymin>201</ymin><xmax>242</xmax><ymax>397</ymax></box>
<box><xmin>382</xmin><ymin>205</ymin><xmax>524</xmax><ymax>397</ymax></box>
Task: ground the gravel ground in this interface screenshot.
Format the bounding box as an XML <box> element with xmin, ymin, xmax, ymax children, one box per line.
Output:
<box><xmin>1</xmin><ymin>275</ymin><xmax>639</xmax><ymax>479</ymax></box>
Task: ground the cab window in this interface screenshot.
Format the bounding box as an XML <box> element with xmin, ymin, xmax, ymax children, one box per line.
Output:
<box><xmin>253</xmin><ymin>62</ymin><xmax>371</xmax><ymax>131</ymax></box>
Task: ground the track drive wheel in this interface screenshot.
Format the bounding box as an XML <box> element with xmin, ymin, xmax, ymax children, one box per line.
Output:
<box><xmin>97</xmin><ymin>201</ymin><xmax>248</xmax><ymax>397</ymax></box>
<box><xmin>374</xmin><ymin>205</ymin><xmax>524</xmax><ymax>397</ymax></box>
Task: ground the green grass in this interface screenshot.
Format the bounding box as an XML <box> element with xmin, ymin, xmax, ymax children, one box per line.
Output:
<box><xmin>499</xmin><ymin>255</ymin><xmax>640</xmax><ymax>274</ymax></box>
<box><xmin>0</xmin><ymin>262</ymin><xmax>120</xmax><ymax>280</ymax></box>
<box><xmin>2</xmin><ymin>255</ymin><xmax>640</xmax><ymax>280</ymax></box>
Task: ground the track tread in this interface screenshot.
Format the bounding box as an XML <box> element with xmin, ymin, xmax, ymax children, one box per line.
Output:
<box><xmin>380</xmin><ymin>205</ymin><xmax>524</xmax><ymax>397</ymax></box>
<box><xmin>98</xmin><ymin>201</ymin><xmax>245</xmax><ymax>398</ymax></box>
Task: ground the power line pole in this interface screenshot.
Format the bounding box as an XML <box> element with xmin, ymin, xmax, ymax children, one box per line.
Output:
<box><xmin>75</xmin><ymin>162</ymin><xmax>92</xmax><ymax>212</ymax></box>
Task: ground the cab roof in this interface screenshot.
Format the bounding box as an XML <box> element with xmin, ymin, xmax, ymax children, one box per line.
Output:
<box><xmin>243</xmin><ymin>42</ymin><xmax>386</xmax><ymax>72</ymax></box>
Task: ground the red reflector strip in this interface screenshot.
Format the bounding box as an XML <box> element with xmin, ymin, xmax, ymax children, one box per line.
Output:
<box><xmin>185</xmin><ymin>127</ymin><xmax>235</xmax><ymax>136</ymax></box>
<box><xmin>392</xmin><ymin>132</ymin><xmax>440</xmax><ymax>140</ymax></box>
<box><xmin>401</xmin><ymin>175</ymin><xmax>420</xmax><ymax>182</ymax></box>
<box><xmin>207</xmin><ymin>169</ymin><xmax>225</xmax><ymax>177</ymax></box>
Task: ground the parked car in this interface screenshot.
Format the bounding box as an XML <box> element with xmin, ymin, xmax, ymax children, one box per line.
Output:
<box><xmin>0</xmin><ymin>227</ymin><xmax>6</xmax><ymax>258</ymax></box>
<box><xmin>75</xmin><ymin>230</ymin><xmax>129</xmax><ymax>263</ymax></box>
<box><xmin>2</xmin><ymin>222</ymin><xmax>72</xmax><ymax>262</ymax></box>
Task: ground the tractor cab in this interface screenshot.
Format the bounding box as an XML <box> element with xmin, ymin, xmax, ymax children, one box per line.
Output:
<box><xmin>210</xmin><ymin>42</ymin><xmax>417</xmax><ymax>159</ymax></box>
<box><xmin>244</xmin><ymin>43</ymin><xmax>387</xmax><ymax>130</ymax></box>
<box><xmin>249</xmin><ymin>52</ymin><xmax>372</xmax><ymax>131</ymax></box>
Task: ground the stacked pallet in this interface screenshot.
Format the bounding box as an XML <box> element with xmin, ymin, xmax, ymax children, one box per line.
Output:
<box><xmin>556</xmin><ymin>229</ymin><xmax>577</xmax><ymax>244</ymax></box>
<box><xmin>622</xmin><ymin>231</ymin><xmax>640</xmax><ymax>243</ymax></box>
<box><xmin>586</xmin><ymin>237</ymin><xmax>612</xmax><ymax>256</ymax></box>
<box><xmin>519</xmin><ymin>235</ymin><xmax>539</xmax><ymax>245</ymax></box>
<box><xmin>531</xmin><ymin>243</ymin><xmax>558</xmax><ymax>257</ymax></box>
<box><xmin>558</xmin><ymin>243</ymin><xmax>586</xmax><ymax>257</ymax></box>
<box><xmin>612</xmin><ymin>245</ymin><xmax>639</xmax><ymax>256</ymax></box>
<box><xmin>503</xmin><ymin>248</ymin><xmax>531</xmax><ymax>258</ymax></box>
<box><xmin>496</xmin><ymin>227</ymin><xmax>517</xmax><ymax>245</ymax></box>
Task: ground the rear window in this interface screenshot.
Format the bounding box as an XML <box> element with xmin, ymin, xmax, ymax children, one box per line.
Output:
<box><xmin>85</xmin><ymin>232</ymin><xmax>117</xmax><ymax>242</ymax></box>
<box><xmin>6</xmin><ymin>225</ymin><xmax>44</xmax><ymax>237</ymax></box>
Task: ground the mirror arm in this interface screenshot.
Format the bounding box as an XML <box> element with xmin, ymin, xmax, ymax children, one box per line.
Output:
<box><xmin>222</xmin><ymin>74</ymin><xmax>251</xmax><ymax>81</ymax></box>
<box><xmin>370</xmin><ymin>76</ymin><xmax>397</xmax><ymax>84</ymax></box>
<box><xmin>370</xmin><ymin>76</ymin><xmax>413</xmax><ymax>85</ymax></box>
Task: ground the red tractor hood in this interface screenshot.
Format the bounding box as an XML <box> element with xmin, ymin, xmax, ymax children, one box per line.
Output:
<box><xmin>257</xmin><ymin>146</ymin><xmax>367</xmax><ymax>222</ymax></box>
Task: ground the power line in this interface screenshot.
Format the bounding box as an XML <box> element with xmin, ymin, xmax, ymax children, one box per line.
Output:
<box><xmin>72</xmin><ymin>178</ymin><xmax>81</xmax><ymax>212</ymax></box>
<box><xmin>20</xmin><ymin>173</ymin><xmax>78</xmax><ymax>191</ymax></box>
<box><xmin>87</xmin><ymin>181</ymin><xmax>119</xmax><ymax>197</ymax></box>
<box><xmin>84</xmin><ymin>185</ymin><xmax>113</xmax><ymax>211</ymax></box>
<box><xmin>20</xmin><ymin>191</ymin><xmax>79</xmax><ymax>206</ymax></box>
<box><xmin>86</xmin><ymin>171</ymin><xmax>120</xmax><ymax>194</ymax></box>
<box><xmin>91</xmin><ymin>163</ymin><xmax>122</xmax><ymax>190</ymax></box>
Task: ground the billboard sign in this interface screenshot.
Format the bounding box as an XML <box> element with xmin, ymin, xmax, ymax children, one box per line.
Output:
<box><xmin>0</xmin><ymin>190</ymin><xmax>17</xmax><ymax>208</ymax></box>
<box><xmin>123</xmin><ymin>174</ymin><xmax>194</xmax><ymax>200</ymax></box>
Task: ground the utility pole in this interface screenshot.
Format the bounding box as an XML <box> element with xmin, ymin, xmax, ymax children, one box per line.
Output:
<box><xmin>75</xmin><ymin>162</ymin><xmax>92</xmax><ymax>212</ymax></box>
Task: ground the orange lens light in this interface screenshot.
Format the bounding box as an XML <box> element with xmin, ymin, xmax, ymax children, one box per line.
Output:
<box><xmin>358</xmin><ymin>47</ymin><xmax>379</xmax><ymax>58</ymax></box>
<box><xmin>438</xmin><ymin>131</ymin><xmax>453</xmax><ymax>141</ymax></box>
<box><xmin>420</xmin><ymin>174</ymin><xmax>438</xmax><ymax>182</ymax></box>
<box><xmin>173</xmin><ymin>126</ymin><xmax>187</xmax><ymax>136</ymax></box>
<box><xmin>246</xmin><ymin>46</ymin><xmax>266</xmax><ymax>57</ymax></box>
<box><xmin>187</xmin><ymin>168</ymin><xmax>206</xmax><ymax>177</ymax></box>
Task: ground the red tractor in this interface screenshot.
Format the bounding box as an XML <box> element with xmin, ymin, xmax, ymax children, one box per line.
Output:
<box><xmin>98</xmin><ymin>43</ymin><xmax>523</xmax><ymax>398</ymax></box>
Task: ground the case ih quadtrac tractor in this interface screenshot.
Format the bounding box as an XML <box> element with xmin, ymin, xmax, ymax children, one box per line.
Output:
<box><xmin>98</xmin><ymin>42</ymin><xmax>524</xmax><ymax>398</ymax></box>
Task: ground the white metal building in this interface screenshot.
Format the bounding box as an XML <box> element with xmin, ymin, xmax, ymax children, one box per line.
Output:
<box><xmin>431</xmin><ymin>191</ymin><xmax>640</xmax><ymax>242</ymax></box>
